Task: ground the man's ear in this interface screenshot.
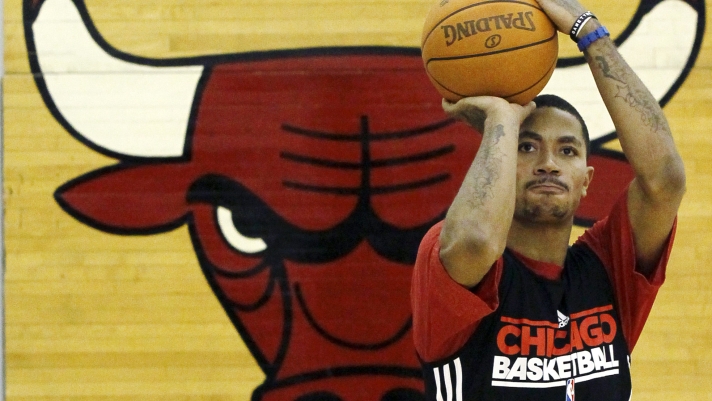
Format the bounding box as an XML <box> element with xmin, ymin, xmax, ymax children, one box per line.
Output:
<box><xmin>581</xmin><ymin>166</ymin><xmax>595</xmax><ymax>198</ymax></box>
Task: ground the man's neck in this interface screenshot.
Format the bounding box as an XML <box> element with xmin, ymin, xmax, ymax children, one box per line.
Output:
<box><xmin>506</xmin><ymin>218</ymin><xmax>573</xmax><ymax>266</ymax></box>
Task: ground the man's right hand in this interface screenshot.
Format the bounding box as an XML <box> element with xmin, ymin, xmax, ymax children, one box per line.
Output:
<box><xmin>442</xmin><ymin>96</ymin><xmax>535</xmax><ymax>133</ymax></box>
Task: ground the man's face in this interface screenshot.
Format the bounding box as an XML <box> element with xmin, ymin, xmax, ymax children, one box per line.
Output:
<box><xmin>514</xmin><ymin>107</ymin><xmax>594</xmax><ymax>225</ymax></box>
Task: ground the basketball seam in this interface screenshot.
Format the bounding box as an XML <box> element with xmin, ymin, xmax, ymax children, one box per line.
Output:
<box><xmin>424</xmin><ymin>30</ymin><xmax>557</xmax><ymax>63</ymax></box>
<box><xmin>425</xmin><ymin>31</ymin><xmax>558</xmax><ymax>99</ymax></box>
<box><xmin>421</xmin><ymin>0</ymin><xmax>546</xmax><ymax>47</ymax></box>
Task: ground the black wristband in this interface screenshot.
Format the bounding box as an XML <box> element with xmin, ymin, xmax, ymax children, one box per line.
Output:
<box><xmin>570</xmin><ymin>11</ymin><xmax>596</xmax><ymax>43</ymax></box>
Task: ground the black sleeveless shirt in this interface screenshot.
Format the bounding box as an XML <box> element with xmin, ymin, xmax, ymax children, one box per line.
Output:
<box><xmin>421</xmin><ymin>244</ymin><xmax>632</xmax><ymax>401</ymax></box>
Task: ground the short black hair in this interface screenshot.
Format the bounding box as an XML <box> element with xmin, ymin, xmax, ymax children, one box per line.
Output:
<box><xmin>533</xmin><ymin>94</ymin><xmax>591</xmax><ymax>158</ymax></box>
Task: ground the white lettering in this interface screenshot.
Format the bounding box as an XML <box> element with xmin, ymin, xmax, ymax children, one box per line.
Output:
<box><xmin>505</xmin><ymin>357</ymin><xmax>527</xmax><ymax>381</ymax></box>
<box><xmin>493</xmin><ymin>356</ymin><xmax>510</xmax><ymax>379</ymax></box>
<box><xmin>577</xmin><ymin>350</ymin><xmax>595</xmax><ymax>374</ymax></box>
<box><xmin>609</xmin><ymin>345</ymin><xmax>620</xmax><ymax>367</ymax></box>
<box><xmin>592</xmin><ymin>346</ymin><xmax>608</xmax><ymax>370</ymax></box>
<box><xmin>556</xmin><ymin>355</ymin><xmax>572</xmax><ymax>379</ymax></box>
<box><xmin>543</xmin><ymin>358</ymin><xmax>560</xmax><ymax>380</ymax></box>
<box><xmin>526</xmin><ymin>358</ymin><xmax>543</xmax><ymax>381</ymax></box>
<box><xmin>491</xmin><ymin>346</ymin><xmax>625</xmax><ymax>387</ymax></box>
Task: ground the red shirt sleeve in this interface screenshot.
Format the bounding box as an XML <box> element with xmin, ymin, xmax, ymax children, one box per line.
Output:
<box><xmin>576</xmin><ymin>189</ymin><xmax>676</xmax><ymax>352</ymax></box>
<box><xmin>411</xmin><ymin>221</ymin><xmax>503</xmax><ymax>362</ymax></box>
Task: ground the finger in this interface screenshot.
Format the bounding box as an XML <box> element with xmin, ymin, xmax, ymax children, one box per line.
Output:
<box><xmin>442</xmin><ymin>97</ymin><xmax>454</xmax><ymax>109</ymax></box>
<box><xmin>441</xmin><ymin>98</ymin><xmax>459</xmax><ymax>115</ymax></box>
<box><xmin>454</xmin><ymin>96</ymin><xmax>501</xmax><ymax>114</ymax></box>
<box><xmin>517</xmin><ymin>101</ymin><xmax>537</xmax><ymax>123</ymax></box>
<box><xmin>524</xmin><ymin>101</ymin><xmax>536</xmax><ymax>115</ymax></box>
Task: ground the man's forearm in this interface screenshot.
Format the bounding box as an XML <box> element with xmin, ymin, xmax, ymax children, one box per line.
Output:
<box><xmin>439</xmin><ymin>115</ymin><xmax>519</xmax><ymax>286</ymax></box>
<box><xmin>438</xmin><ymin>97</ymin><xmax>534</xmax><ymax>286</ymax></box>
<box><xmin>583</xmin><ymin>20</ymin><xmax>685</xmax><ymax>272</ymax></box>
<box><xmin>448</xmin><ymin>118</ymin><xmax>518</xmax><ymax>226</ymax></box>
<box><xmin>584</xmin><ymin>22</ymin><xmax>685</xmax><ymax>196</ymax></box>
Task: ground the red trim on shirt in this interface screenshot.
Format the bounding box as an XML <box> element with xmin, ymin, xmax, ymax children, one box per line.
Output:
<box><xmin>508</xmin><ymin>249</ymin><xmax>563</xmax><ymax>281</ymax></box>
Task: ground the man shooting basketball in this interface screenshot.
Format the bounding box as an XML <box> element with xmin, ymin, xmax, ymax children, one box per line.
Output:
<box><xmin>411</xmin><ymin>0</ymin><xmax>686</xmax><ymax>399</ymax></box>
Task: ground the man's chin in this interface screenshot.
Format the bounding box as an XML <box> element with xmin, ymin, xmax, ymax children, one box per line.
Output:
<box><xmin>515</xmin><ymin>202</ymin><xmax>572</xmax><ymax>225</ymax></box>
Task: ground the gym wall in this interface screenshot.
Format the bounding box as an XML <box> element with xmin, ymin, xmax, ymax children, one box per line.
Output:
<box><xmin>4</xmin><ymin>0</ymin><xmax>711</xmax><ymax>400</ymax></box>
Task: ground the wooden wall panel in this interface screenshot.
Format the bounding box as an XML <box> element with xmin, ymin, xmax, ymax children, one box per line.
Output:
<box><xmin>4</xmin><ymin>68</ymin><xmax>265</xmax><ymax>397</ymax></box>
<box><xmin>5</xmin><ymin>0</ymin><xmax>712</xmax><ymax>400</ymax></box>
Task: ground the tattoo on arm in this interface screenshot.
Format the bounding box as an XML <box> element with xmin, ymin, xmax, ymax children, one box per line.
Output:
<box><xmin>492</xmin><ymin>123</ymin><xmax>506</xmax><ymax>144</ymax></box>
<box><xmin>467</xmin><ymin>124</ymin><xmax>505</xmax><ymax>208</ymax></box>
<box><xmin>593</xmin><ymin>52</ymin><xmax>667</xmax><ymax>134</ymax></box>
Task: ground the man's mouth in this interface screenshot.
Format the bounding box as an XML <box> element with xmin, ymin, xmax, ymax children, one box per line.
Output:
<box><xmin>525</xmin><ymin>177</ymin><xmax>569</xmax><ymax>192</ymax></box>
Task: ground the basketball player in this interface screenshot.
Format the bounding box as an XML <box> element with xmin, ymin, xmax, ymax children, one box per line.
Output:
<box><xmin>411</xmin><ymin>0</ymin><xmax>686</xmax><ymax>399</ymax></box>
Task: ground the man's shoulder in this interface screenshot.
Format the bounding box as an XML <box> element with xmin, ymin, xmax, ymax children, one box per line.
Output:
<box><xmin>565</xmin><ymin>241</ymin><xmax>608</xmax><ymax>277</ymax></box>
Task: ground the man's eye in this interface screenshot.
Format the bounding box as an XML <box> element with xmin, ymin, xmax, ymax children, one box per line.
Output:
<box><xmin>562</xmin><ymin>147</ymin><xmax>577</xmax><ymax>156</ymax></box>
<box><xmin>216</xmin><ymin>206</ymin><xmax>267</xmax><ymax>254</ymax></box>
<box><xmin>519</xmin><ymin>143</ymin><xmax>535</xmax><ymax>152</ymax></box>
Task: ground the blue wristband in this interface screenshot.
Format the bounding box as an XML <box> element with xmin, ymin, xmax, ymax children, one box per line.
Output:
<box><xmin>577</xmin><ymin>26</ymin><xmax>609</xmax><ymax>52</ymax></box>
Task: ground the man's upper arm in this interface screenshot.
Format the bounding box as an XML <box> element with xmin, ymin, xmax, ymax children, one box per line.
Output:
<box><xmin>626</xmin><ymin>177</ymin><xmax>684</xmax><ymax>276</ymax></box>
<box><xmin>579</xmin><ymin>19</ymin><xmax>685</xmax><ymax>275</ymax></box>
<box><xmin>411</xmin><ymin>222</ymin><xmax>502</xmax><ymax>362</ymax></box>
<box><xmin>578</xmin><ymin>189</ymin><xmax>676</xmax><ymax>350</ymax></box>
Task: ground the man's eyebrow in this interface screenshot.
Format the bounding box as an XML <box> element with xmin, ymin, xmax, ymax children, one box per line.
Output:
<box><xmin>518</xmin><ymin>131</ymin><xmax>584</xmax><ymax>148</ymax></box>
<box><xmin>519</xmin><ymin>131</ymin><xmax>542</xmax><ymax>141</ymax></box>
<box><xmin>558</xmin><ymin>135</ymin><xmax>584</xmax><ymax>148</ymax></box>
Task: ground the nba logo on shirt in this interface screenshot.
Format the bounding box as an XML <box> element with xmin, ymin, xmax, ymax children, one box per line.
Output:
<box><xmin>565</xmin><ymin>379</ymin><xmax>575</xmax><ymax>401</ymax></box>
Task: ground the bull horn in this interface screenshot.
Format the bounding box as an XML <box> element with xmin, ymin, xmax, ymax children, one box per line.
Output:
<box><xmin>543</xmin><ymin>0</ymin><xmax>701</xmax><ymax>142</ymax></box>
<box><xmin>27</xmin><ymin>0</ymin><xmax>204</xmax><ymax>158</ymax></box>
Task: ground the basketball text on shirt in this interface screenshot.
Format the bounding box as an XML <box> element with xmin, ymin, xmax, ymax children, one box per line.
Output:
<box><xmin>492</xmin><ymin>305</ymin><xmax>621</xmax><ymax>387</ymax></box>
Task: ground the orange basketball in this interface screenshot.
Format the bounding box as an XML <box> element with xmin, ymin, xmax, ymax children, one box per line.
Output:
<box><xmin>421</xmin><ymin>0</ymin><xmax>559</xmax><ymax>105</ymax></box>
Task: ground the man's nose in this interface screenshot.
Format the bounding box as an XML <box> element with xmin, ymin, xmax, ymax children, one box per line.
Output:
<box><xmin>535</xmin><ymin>151</ymin><xmax>560</xmax><ymax>175</ymax></box>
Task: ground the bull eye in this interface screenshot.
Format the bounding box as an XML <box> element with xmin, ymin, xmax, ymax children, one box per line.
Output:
<box><xmin>216</xmin><ymin>206</ymin><xmax>267</xmax><ymax>254</ymax></box>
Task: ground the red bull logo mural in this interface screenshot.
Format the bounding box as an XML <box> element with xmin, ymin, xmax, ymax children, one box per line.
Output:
<box><xmin>23</xmin><ymin>0</ymin><xmax>704</xmax><ymax>399</ymax></box>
